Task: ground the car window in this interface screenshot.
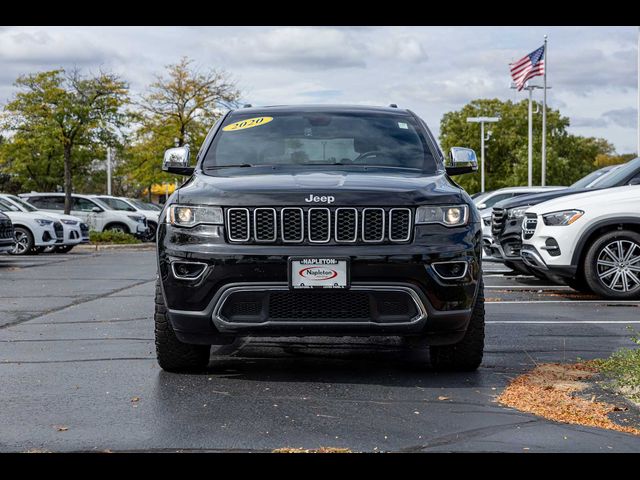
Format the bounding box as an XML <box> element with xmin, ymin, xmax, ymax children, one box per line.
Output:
<box><xmin>27</xmin><ymin>196</ymin><xmax>65</xmax><ymax>210</ymax></box>
<box><xmin>73</xmin><ymin>197</ymin><xmax>100</xmax><ymax>212</ymax></box>
<box><xmin>203</xmin><ymin>112</ymin><xmax>438</xmax><ymax>173</ymax></box>
<box><xmin>6</xmin><ymin>195</ymin><xmax>38</xmax><ymax>212</ymax></box>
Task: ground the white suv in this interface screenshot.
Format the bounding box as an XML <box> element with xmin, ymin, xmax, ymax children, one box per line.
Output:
<box><xmin>0</xmin><ymin>197</ymin><xmax>60</xmax><ymax>255</ymax></box>
<box><xmin>91</xmin><ymin>195</ymin><xmax>160</xmax><ymax>241</ymax></box>
<box><xmin>521</xmin><ymin>185</ymin><xmax>640</xmax><ymax>299</ymax></box>
<box><xmin>0</xmin><ymin>194</ymin><xmax>86</xmax><ymax>253</ymax></box>
<box><xmin>20</xmin><ymin>193</ymin><xmax>149</xmax><ymax>238</ymax></box>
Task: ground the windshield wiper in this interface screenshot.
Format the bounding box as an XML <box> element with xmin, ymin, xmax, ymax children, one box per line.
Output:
<box><xmin>204</xmin><ymin>164</ymin><xmax>254</xmax><ymax>170</ymax></box>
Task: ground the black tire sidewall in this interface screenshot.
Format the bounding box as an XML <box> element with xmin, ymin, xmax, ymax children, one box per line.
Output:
<box><xmin>584</xmin><ymin>230</ymin><xmax>640</xmax><ymax>299</ymax></box>
<box><xmin>11</xmin><ymin>227</ymin><xmax>34</xmax><ymax>255</ymax></box>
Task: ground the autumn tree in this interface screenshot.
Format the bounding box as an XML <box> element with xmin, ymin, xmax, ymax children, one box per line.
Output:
<box><xmin>122</xmin><ymin>57</ymin><xmax>241</xmax><ymax>198</ymax></box>
<box><xmin>2</xmin><ymin>69</ymin><xmax>129</xmax><ymax>213</ymax></box>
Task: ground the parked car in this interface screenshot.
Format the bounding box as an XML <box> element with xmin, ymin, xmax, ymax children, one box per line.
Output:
<box><xmin>155</xmin><ymin>104</ymin><xmax>484</xmax><ymax>372</ymax></box>
<box><xmin>0</xmin><ymin>212</ymin><xmax>14</xmax><ymax>254</ymax></box>
<box><xmin>0</xmin><ymin>193</ymin><xmax>86</xmax><ymax>253</ymax></box>
<box><xmin>0</xmin><ymin>197</ymin><xmax>61</xmax><ymax>255</ymax></box>
<box><xmin>475</xmin><ymin>186</ymin><xmax>565</xmax><ymax>259</ymax></box>
<box><xmin>20</xmin><ymin>193</ymin><xmax>149</xmax><ymax>239</ymax></box>
<box><xmin>490</xmin><ymin>159</ymin><xmax>640</xmax><ymax>274</ymax></box>
<box><xmin>521</xmin><ymin>185</ymin><xmax>640</xmax><ymax>299</ymax></box>
<box><xmin>91</xmin><ymin>195</ymin><xmax>160</xmax><ymax>241</ymax></box>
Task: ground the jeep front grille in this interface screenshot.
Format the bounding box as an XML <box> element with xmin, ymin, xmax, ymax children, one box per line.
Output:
<box><xmin>225</xmin><ymin>207</ymin><xmax>413</xmax><ymax>245</ymax></box>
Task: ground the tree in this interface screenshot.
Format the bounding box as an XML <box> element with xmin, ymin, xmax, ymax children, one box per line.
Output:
<box><xmin>122</xmin><ymin>57</ymin><xmax>241</xmax><ymax>197</ymax></box>
<box><xmin>2</xmin><ymin>69</ymin><xmax>129</xmax><ymax>213</ymax></box>
<box><xmin>439</xmin><ymin>98</ymin><xmax>615</xmax><ymax>193</ymax></box>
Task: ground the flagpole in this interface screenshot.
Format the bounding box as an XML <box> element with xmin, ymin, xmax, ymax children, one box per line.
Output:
<box><xmin>542</xmin><ymin>35</ymin><xmax>548</xmax><ymax>187</ymax></box>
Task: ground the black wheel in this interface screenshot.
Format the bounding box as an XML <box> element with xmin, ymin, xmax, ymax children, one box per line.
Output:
<box><xmin>10</xmin><ymin>227</ymin><xmax>35</xmax><ymax>256</ymax></box>
<box><xmin>55</xmin><ymin>245</ymin><xmax>75</xmax><ymax>254</ymax></box>
<box><xmin>565</xmin><ymin>272</ymin><xmax>592</xmax><ymax>293</ymax></box>
<box><xmin>105</xmin><ymin>223</ymin><xmax>129</xmax><ymax>233</ymax></box>
<box><xmin>154</xmin><ymin>279</ymin><xmax>210</xmax><ymax>372</ymax></box>
<box><xmin>143</xmin><ymin>222</ymin><xmax>157</xmax><ymax>242</ymax></box>
<box><xmin>430</xmin><ymin>279</ymin><xmax>485</xmax><ymax>371</ymax></box>
<box><xmin>504</xmin><ymin>260</ymin><xmax>531</xmax><ymax>275</ymax></box>
<box><xmin>583</xmin><ymin>230</ymin><xmax>640</xmax><ymax>300</ymax></box>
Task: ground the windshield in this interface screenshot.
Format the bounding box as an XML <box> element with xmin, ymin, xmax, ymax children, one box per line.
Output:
<box><xmin>128</xmin><ymin>198</ymin><xmax>154</xmax><ymax>210</ymax></box>
<box><xmin>202</xmin><ymin>112</ymin><xmax>437</xmax><ymax>173</ymax></box>
<box><xmin>570</xmin><ymin>166</ymin><xmax>615</xmax><ymax>189</ymax></box>
<box><xmin>5</xmin><ymin>195</ymin><xmax>38</xmax><ymax>212</ymax></box>
<box><xmin>96</xmin><ymin>197</ymin><xmax>136</xmax><ymax>212</ymax></box>
<box><xmin>590</xmin><ymin>158</ymin><xmax>640</xmax><ymax>189</ymax></box>
<box><xmin>0</xmin><ymin>198</ymin><xmax>20</xmax><ymax>212</ymax></box>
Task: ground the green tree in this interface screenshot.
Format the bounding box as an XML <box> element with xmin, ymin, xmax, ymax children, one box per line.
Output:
<box><xmin>122</xmin><ymin>57</ymin><xmax>241</xmax><ymax>198</ymax></box>
<box><xmin>439</xmin><ymin>98</ymin><xmax>615</xmax><ymax>193</ymax></box>
<box><xmin>2</xmin><ymin>69</ymin><xmax>129</xmax><ymax>213</ymax></box>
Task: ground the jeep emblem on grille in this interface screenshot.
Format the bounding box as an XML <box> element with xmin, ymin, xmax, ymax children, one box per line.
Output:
<box><xmin>305</xmin><ymin>194</ymin><xmax>335</xmax><ymax>204</ymax></box>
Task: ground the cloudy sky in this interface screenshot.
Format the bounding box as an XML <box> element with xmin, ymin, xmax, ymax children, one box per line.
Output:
<box><xmin>1</xmin><ymin>26</ymin><xmax>638</xmax><ymax>153</ymax></box>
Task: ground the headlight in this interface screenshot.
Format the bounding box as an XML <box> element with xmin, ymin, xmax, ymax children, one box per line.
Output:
<box><xmin>167</xmin><ymin>205</ymin><xmax>223</xmax><ymax>227</ymax></box>
<box><xmin>60</xmin><ymin>219</ymin><xmax>78</xmax><ymax>225</ymax></box>
<box><xmin>416</xmin><ymin>205</ymin><xmax>469</xmax><ymax>227</ymax></box>
<box><xmin>508</xmin><ymin>207</ymin><xmax>529</xmax><ymax>219</ymax></box>
<box><xmin>35</xmin><ymin>219</ymin><xmax>53</xmax><ymax>226</ymax></box>
<box><xmin>127</xmin><ymin>215</ymin><xmax>145</xmax><ymax>223</ymax></box>
<box><xmin>542</xmin><ymin>210</ymin><xmax>584</xmax><ymax>226</ymax></box>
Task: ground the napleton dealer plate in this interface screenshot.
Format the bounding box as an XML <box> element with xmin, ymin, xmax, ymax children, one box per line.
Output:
<box><xmin>289</xmin><ymin>258</ymin><xmax>349</xmax><ymax>289</ymax></box>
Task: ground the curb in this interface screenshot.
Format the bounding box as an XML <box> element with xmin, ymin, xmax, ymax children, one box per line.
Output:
<box><xmin>75</xmin><ymin>243</ymin><xmax>156</xmax><ymax>252</ymax></box>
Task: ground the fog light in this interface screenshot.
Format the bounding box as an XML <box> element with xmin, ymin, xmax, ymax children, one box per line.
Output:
<box><xmin>171</xmin><ymin>261</ymin><xmax>208</xmax><ymax>280</ymax></box>
<box><xmin>543</xmin><ymin>238</ymin><xmax>561</xmax><ymax>257</ymax></box>
<box><xmin>432</xmin><ymin>261</ymin><xmax>468</xmax><ymax>280</ymax></box>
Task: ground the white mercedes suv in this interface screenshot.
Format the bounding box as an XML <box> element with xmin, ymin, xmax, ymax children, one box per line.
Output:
<box><xmin>91</xmin><ymin>195</ymin><xmax>160</xmax><ymax>241</ymax></box>
<box><xmin>20</xmin><ymin>193</ymin><xmax>149</xmax><ymax>239</ymax></box>
<box><xmin>521</xmin><ymin>185</ymin><xmax>640</xmax><ymax>299</ymax></box>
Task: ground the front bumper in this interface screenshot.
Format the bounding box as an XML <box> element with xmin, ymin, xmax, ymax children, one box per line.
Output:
<box><xmin>157</xmin><ymin>222</ymin><xmax>482</xmax><ymax>344</ymax></box>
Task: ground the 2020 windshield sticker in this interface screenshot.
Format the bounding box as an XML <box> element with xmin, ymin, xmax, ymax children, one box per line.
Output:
<box><xmin>222</xmin><ymin>116</ymin><xmax>274</xmax><ymax>132</ymax></box>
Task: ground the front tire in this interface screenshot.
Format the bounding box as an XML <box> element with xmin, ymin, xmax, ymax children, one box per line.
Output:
<box><xmin>583</xmin><ymin>230</ymin><xmax>640</xmax><ymax>300</ymax></box>
<box><xmin>10</xmin><ymin>227</ymin><xmax>35</xmax><ymax>256</ymax></box>
<box><xmin>430</xmin><ymin>279</ymin><xmax>485</xmax><ymax>371</ymax></box>
<box><xmin>104</xmin><ymin>223</ymin><xmax>129</xmax><ymax>234</ymax></box>
<box><xmin>154</xmin><ymin>280</ymin><xmax>211</xmax><ymax>372</ymax></box>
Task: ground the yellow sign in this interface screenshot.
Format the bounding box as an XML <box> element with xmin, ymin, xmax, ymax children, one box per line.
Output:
<box><xmin>222</xmin><ymin>116</ymin><xmax>273</xmax><ymax>132</ymax></box>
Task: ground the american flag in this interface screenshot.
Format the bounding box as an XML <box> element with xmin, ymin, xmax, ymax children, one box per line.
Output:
<box><xmin>510</xmin><ymin>45</ymin><xmax>545</xmax><ymax>91</ymax></box>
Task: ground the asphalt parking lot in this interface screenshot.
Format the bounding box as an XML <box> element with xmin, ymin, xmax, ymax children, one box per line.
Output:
<box><xmin>1</xmin><ymin>249</ymin><xmax>639</xmax><ymax>452</ymax></box>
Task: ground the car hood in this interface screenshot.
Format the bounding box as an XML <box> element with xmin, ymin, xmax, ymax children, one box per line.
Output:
<box><xmin>493</xmin><ymin>187</ymin><xmax>590</xmax><ymax>209</ymax></box>
<box><xmin>176</xmin><ymin>169</ymin><xmax>465</xmax><ymax>206</ymax></box>
<box><xmin>527</xmin><ymin>185</ymin><xmax>640</xmax><ymax>214</ymax></box>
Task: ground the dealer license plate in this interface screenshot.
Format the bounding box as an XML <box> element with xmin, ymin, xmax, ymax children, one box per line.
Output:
<box><xmin>289</xmin><ymin>258</ymin><xmax>349</xmax><ymax>289</ymax></box>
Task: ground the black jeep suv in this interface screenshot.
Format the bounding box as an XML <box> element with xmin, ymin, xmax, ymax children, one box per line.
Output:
<box><xmin>155</xmin><ymin>105</ymin><xmax>484</xmax><ymax>372</ymax></box>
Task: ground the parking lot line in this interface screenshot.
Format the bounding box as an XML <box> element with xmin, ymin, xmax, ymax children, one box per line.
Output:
<box><xmin>487</xmin><ymin>320</ymin><xmax>640</xmax><ymax>324</ymax></box>
<box><xmin>487</xmin><ymin>300</ymin><xmax>640</xmax><ymax>304</ymax></box>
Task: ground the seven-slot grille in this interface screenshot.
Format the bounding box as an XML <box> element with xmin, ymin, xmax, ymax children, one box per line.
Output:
<box><xmin>522</xmin><ymin>214</ymin><xmax>538</xmax><ymax>240</ymax></box>
<box><xmin>225</xmin><ymin>207</ymin><xmax>412</xmax><ymax>245</ymax></box>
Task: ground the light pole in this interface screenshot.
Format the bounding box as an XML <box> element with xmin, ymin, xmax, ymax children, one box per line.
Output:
<box><xmin>106</xmin><ymin>147</ymin><xmax>112</xmax><ymax>195</ymax></box>
<box><xmin>467</xmin><ymin>116</ymin><xmax>500</xmax><ymax>192</ymax></box>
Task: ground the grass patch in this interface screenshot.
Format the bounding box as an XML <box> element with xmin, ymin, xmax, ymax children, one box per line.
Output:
<box><xmin>594</xmin><ymin>327</ymin><xmax>640</xmax><ymax>404</ymax></box>
<box><xmin>89</xmin><ymin>230</ymin><xmax>141</xmax><ymax>244</ymax></box>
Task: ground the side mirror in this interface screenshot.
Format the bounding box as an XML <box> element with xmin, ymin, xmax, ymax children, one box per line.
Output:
<box><xmin>91</xmin><ymin>206</ymin><xmax>103</xmax><ymax>213</ymax></box>
<box><xmin>446</xmin><ymin>147</ymin><xmax>478</xmax><ymax>175</ymax></box>
<box><xmin>477</xmin><ymin>203</ymin><xmax>487</xmax><ymax>210</ymax></box>
<box><xmin>163</xmin><ymin>145</ymin><xmax>194</xmax><ymax>175</ymax></box>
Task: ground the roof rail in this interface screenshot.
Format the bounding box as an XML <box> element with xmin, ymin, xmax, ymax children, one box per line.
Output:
<box><xmin>242</xmin><ymin>104</ymin><xmax>253</xmax><ymax>108</ymax></box>
<box><xmin>389</xmin><ymin>104</ymin><xmax>398</xmax><ymax>108</ymax></box>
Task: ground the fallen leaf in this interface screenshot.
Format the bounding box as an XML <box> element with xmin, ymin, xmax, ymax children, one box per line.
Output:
<box><xmin>437</xmin><ymin>396</ymin><xmax>450</xmax><ymax>401</ymax></box>
<box><xmin>55</xmin><ymin>426</ymin><xmax>68</xmax><ymax>432</ymax></box>
<box><xmin>131</xmin><ymin>397</ymin><xmax>140</xmax><ymax>403</ymax></box>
